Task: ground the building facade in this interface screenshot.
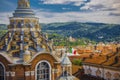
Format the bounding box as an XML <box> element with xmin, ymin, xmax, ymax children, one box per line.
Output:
<box><xmin>83</xmin><ymin>63</ymin><xmax>120</xmax><ymax>80</ymax></box>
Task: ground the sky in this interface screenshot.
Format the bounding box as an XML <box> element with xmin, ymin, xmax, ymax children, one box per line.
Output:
<box><xmin>0</xmin><ymin>0</ymin><xmax>120</xmax><ymax>24</ymax></box>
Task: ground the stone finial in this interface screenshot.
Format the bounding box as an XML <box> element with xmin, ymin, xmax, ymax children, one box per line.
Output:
<box><xmin>18</xmin><ymin>0</ymin><xmax>30</xmax><ymax>8</ymax></box>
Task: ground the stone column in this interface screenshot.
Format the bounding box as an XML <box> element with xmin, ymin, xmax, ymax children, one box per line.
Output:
<box><xmin>52</xmin><ymin>69</ymin><xmax>55</xmax><ymax>80</ymax></box>
<box><xmin>24</xmin><ymin>65</ymin><xmax>31</xmax><ymax>80</ymax></box>
<box><xmin>6</xmin><ymin>71</ymin><xmax>10</xmax><ymax>80</ymax></box>
<box><xmin>25</xmin><ymin>71</ymin><xmax>31</xmax><ymax>80</ymax></box>
<box><xmin>10</xmin><ymin>71</ymin><xmax>16</xmax><ymax>80</ymax></box>
<box><xmin>30</xmin><ymin>71</ymin><xmax>35</xmax><ymax>80</ymax></box>
<box><xmin>8</xmin><ymin>65</ymin><xmax>16</xmax><ymax>80</ymax></box>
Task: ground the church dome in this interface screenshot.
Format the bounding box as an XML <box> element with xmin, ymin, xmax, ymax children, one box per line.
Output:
<box><xmin>0</xmin><ymin>0</ymin><xmax>52</xmax><ymax>62</ymax></box>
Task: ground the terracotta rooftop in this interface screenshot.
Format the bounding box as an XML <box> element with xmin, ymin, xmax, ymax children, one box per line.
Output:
<box><xmin>83</xmin><ymin>50</ymin><xmax>120</xmax><ymax>68</ymax></box>
<box><xmin>84</xmin><ymin>55</ymin><xmax>107</xmax><ymax>64</ymax></box>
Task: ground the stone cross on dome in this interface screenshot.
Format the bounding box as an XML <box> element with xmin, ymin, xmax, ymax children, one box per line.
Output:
<box><xmin>18</xmin><ymin>0</ymin><xmax>30</xmax><ymax>8</ymax></box>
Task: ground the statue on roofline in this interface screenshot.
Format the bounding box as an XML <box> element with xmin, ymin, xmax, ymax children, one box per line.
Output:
<box><xmin>18</xmin><ymin>0</ymin><xmax>30</xmax><ymax>8</ymax></box>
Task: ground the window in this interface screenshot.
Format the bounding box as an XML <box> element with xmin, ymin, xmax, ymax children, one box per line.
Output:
<box><xmin>96</xmin><ymin>70</ymin><xmax>101</xmax><ymax>77</ymax></box>
<box><xmin>0</xmin><ymin>63</ymin><xmax>5</xmax><ymax>80</ymax></box>
<box><xmin>106</xmin><ymin>72</ymin><xmax>111</xmax><ymax>80</ymax></box>
<box><xmin>36</xmin><ymin>61</ymin><xmax>51</xmax><ymax>80</ymax></box>
<box><xmin>113</xmin><ymin>73</ymin><xmax>120</xmax><ymax>80</ymax></box>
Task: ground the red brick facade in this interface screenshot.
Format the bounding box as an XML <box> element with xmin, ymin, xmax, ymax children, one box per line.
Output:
<box><xmin>0</xmin><ymin>53</ymin><xmax>61</xmax><ymax>80</ymax></box>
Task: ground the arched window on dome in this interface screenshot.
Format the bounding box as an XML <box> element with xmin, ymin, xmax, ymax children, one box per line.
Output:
<box><xmin>106</xmin><ymin>72</ymin><xmax>111</xmax><ymax>80</ymax></box>
<box><xmin>0</xmin><ymin>62</ymin><xmax>5</xmax><ymax>80</ymax></box>
<box><xmin>36</xmin><ymin>61</ymin><xmax>51</xmax><ymax>80</ymax></box>
<box><xmin>96</xmin><ymin>69</ymin><xmax>101</xmax><ymax>77</ymax></box>
<box><xmin>113</xmin><ymin>73</ymin><xmax>120</xmax><ymax>80</ymax></box>
<box><xmin>87</xmin><ymin>68</ymin><xmax>92</xmax><ymax>75</ymax></box>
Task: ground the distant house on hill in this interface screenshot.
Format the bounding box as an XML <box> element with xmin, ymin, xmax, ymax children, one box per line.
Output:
<box><xmin>69</xmin><ymin>36</ymin><xmax>76</xmax><ymax>42</ymax></box>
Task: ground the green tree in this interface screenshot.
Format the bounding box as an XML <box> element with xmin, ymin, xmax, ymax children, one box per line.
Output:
<box><xmin>72</xmin><ymin>59</ymin><xmax>82</xmax><ymax>66</ymax></box>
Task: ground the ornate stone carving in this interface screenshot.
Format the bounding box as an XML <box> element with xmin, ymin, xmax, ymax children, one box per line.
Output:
<box><xmin>25</xmin><ymin>71</ymin><xmax>30</xmax><ymax>76</ymax></box>
<box><xmin>6</xmin><ymin>72</ymin><xmax>10</xmax><ymax>76</ymax></box>
<box><xmin>96</xmin><ymin>69</ymin><xmax>101</xmax><ymax>77</ymax></box>
<box><xmin>18</xmin><ymin>0</ymin><xmax>30</xmax><ymax>8</ymax></box>
<box><xmin>106</xmin><ymin>72</ymin><xmax>111</xmax><ymax>79</ymax></box>
<box><xmin>10</xmin><ymin>72</ymin><xmax>15</xmax><ymax>77</ymax></box>
<box><xmin>31</xmin><ymin>71</ymin><xmax>35</xmax><ymax>76</ymax></box>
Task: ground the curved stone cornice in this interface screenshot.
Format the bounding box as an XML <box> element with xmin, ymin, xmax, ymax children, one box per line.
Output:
<box><xmin>0</xmin><ymin>52</ymin><xmax>13</xmax><ymax>63</ymax></box>
<box><xmin>29</xmin><ymin>52</ymin><xmax>60</xmax><ymax>63</ymax></box>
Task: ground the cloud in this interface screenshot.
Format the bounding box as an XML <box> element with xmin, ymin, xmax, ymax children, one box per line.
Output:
<box><xmin>39</xmin><ymin>0</ymin><xmax>87</xmax><ymax>6</ymax></box>
<box><xmin>81</xmin><ymin>4</ymin><xmax>106</xmax><ymax>11</ymax></box>
<box><xmin>34</xmin><ymin>10</ymin><xmax>120</xmax><ymax>24</ymax></box>
<box><xmin>62</xmin><ymin>7</ymin><xmax>71</xmax><ymax>10</ymax></box>
<box><xmin>109</xmin><ymin>11</ymin><xmax>120</xmax><ymax>16</ymax></box>
<box><xmin>0</xmin><ymin>0</ymin><xmax>120</xmax><ymax>24</ymax></box>
<box><xmin>81</xmin><ymin>0</ymin><xmax>120</xmax><ymax>11</ymax></box>
<box><xmin>112</xmin><ymin>3</ymin><xmax>120</xmax><ymax>11</ymax></box>
<box><xmin>0</xmin><ymin>9</ymin><xmax>120</xmax><ymax>24</ymax></box>
<box><xmin>0</xmin><ymin>12</ymin><xmax>12</xmax><ymax>24</ymax></box>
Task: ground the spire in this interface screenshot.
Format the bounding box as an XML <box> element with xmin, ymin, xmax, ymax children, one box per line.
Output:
<box><xmin>13</xmin><ymin>0</ymin><xmax>35</xmax><ymax>17</ymax></box>
<box><xmin>18</xmin><ymin>0</ymin><xmax>30</xmax><ymax>8</ymax></box>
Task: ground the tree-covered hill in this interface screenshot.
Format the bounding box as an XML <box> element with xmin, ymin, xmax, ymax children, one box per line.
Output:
<box><xmin>41</xmin><ymin>22</ymin><xmax>120</xmax><ymax>42</ymax></box>
<box><xmin>0</xmin><ymin>24</ymin><xmax>7</xmax><ymax>38</ymax></box>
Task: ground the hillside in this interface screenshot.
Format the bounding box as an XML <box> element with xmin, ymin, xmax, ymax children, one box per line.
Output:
<box><xmin>41</xmin><ymin>22</ymin><xmax>120</xmax><ymax>42</ymax></box>
<box><xmin>0</xmin><ymin>22</ymin><xmax>120</xmax><ymax>42</ymax></box>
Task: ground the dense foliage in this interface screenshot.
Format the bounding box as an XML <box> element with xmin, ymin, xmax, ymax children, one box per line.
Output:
<box><xmin>48</xmin><ymin>33</ymin><xmax>96</xmax><ymax>46</ymax></box>
<box><xmin>72</xmin><ymin>59</ymin><xmax>82</xmax><ymax>66</ymax></box>
<box><xmin>41</xmin><ymin>22</ymin><xmax>120</xmax><ymax>42</ymax></box>
<box><xmin>0</xmin><ymin>30</ymin><xmax>7</xmax><ymax>38</ymax></box>
<box><xmin>0</xmin><ymin>24</ymin><xmax>8</xmax><ymax>38</ymax></box>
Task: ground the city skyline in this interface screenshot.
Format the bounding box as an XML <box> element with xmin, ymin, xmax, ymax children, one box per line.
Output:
<box><xmin>0</xmin><ymin>0</ymin><xmax>120</xmax><ymax>24</ymax></box>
